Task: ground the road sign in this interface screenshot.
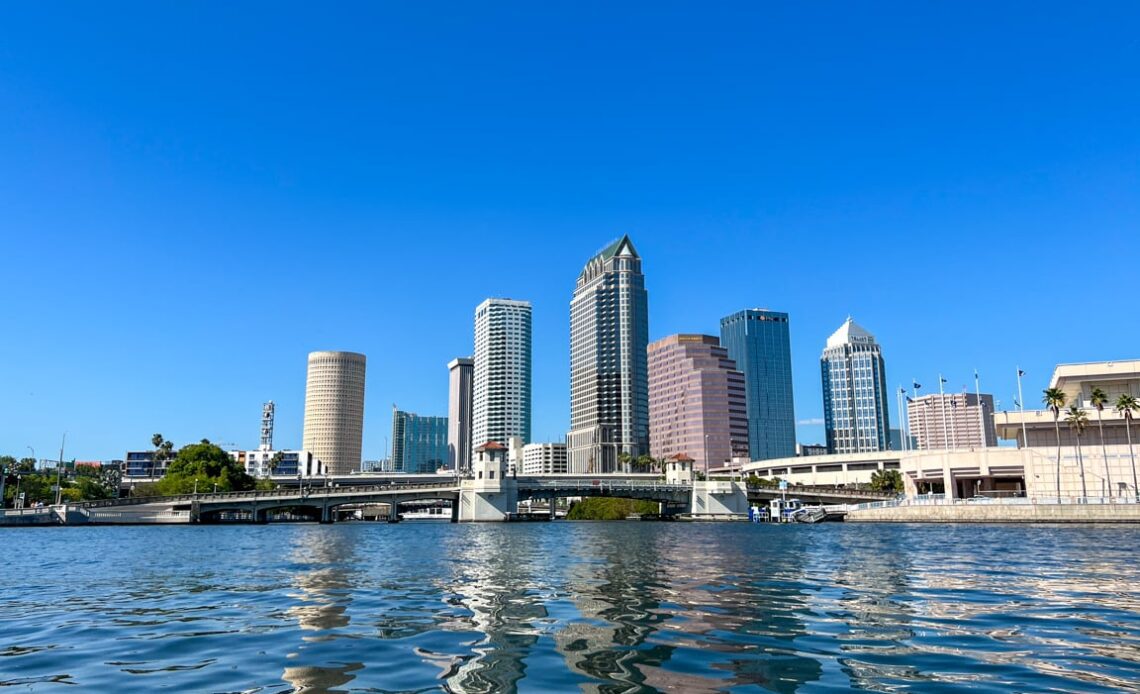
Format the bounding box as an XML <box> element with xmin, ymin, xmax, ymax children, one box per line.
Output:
<box><xmin>778</xmin><ymin>480</ymin><xmax>788</xmax><ymax>491</ymax></box>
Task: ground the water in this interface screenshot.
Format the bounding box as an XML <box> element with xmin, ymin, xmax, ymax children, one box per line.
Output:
<box><xmin>2</xmin><ymin>523</ymin><xmax>1140</xmax><ymax>693</ymax></box>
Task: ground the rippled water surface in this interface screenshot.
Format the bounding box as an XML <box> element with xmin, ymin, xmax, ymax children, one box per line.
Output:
<box><xmin>3</xmin><ymin>523</ymin><xmax>1140</xmax><ymax>692</ymax></box>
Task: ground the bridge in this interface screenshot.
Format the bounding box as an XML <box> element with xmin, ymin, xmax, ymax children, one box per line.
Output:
<box><xmin>56</xmin><ymin>476</ymin><xmax>892</xmax><ymax>524</ymax></box>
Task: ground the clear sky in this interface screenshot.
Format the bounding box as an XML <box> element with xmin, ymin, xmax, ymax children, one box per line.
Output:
<box><xmin>2</xmin><ymin>2</ymin><xmax>1137</xmax><ymax>461</ymax></box>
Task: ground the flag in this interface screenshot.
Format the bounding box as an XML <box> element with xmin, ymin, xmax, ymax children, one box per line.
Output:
<box><xmin>1014</xmin><ymin>399</ymin><xmax>1021</xmax><ymax>408</ymax></box>
<box><xmin>940</xmin><ymin>376</ymin><xmax>948</xmax><ymax>384</ymax></box>
<box><xmin>1018</xmin><ymin>369</ymin><xmax>1025</xmax><ymax>377</ymax></box>
<box><xmin>913</xmin><ymin>381</ymin><xmax>922</xmax><ymax>389</ymax></box>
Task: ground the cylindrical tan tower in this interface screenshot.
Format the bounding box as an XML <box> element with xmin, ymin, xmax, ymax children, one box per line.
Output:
<box><xmin>302</xmin><ymin>351</ymin><xmax>366</xmax><ymax>475</ymax></box>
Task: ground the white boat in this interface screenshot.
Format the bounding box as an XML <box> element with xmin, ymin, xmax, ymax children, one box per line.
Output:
<box><xmin>399</xmin><ymin>506</ymin><xmax>451</xmax><ymax>521</ymax></box>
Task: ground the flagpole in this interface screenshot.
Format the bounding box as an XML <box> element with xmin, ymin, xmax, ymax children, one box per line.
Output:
<box><xmin>912</xmin><ymin>380</ymin><xmax>922</xmax><ymax>450</ymax></box>
<box><xmin>939</xmin><ymin>374</ymin><xmax>949</xmax><ymax>450</ymax></box>
<box><xmin>896</xmin><ymin>387</ymin><xmax>908</xmax><ymax>451</ymax></box>
<box><xmin>1016</xmin><ymin>367</ymin><xmax>1028</xmax><ymax>449</ymax></box>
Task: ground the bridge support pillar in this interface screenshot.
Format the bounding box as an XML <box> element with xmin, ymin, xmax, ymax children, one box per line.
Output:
<box><xmin>549</xmin><ymin>495</ymin><xmax>556</xmax><ymax>520</ymax></box>
<box><xmin>320</xmin><ymin>504</ymin><xmax>332</xmax><ymax>524</ymax></box>
<box><xmin>458</xmin><ymin>480</ymin><xmax>518</xmax><ymax>522</ymax></box>
<box><xmin>690</xmin><ymin>481</ymin><xmax>749</xmax><ymax>520</ymax></box>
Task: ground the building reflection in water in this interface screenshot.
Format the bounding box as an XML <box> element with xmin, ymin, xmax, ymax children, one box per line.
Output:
<box><xmin>281</xmin><ymin>526</ymin><xmax>363</xmax><ymax>693</ymax></box>
<box><xmin>436</xmin><ymin>527</ymin><xmax>546</xmax><ymax>693</ymax></box>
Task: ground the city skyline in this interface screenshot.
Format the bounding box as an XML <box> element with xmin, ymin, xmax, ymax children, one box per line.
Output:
<box><xmin>3</xmin><ymin>4</ymin><xmax>1138</xmax><ymax>461</ymax></box>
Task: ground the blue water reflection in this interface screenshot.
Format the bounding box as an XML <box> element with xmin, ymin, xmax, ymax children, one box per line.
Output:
<box><xmin>1</xmin><ymin>523</ymin><xmax>1139</xmax><ymax>692</ymax></box>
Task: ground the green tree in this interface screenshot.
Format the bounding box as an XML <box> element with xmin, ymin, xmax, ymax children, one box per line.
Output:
<box><xmin>870</xmin><ymin>469</ymin><xmax>904</xmax><ymax>493</ymax></box>
<box><xmin>1116</xmin><ymin>394</ymin><xmax>1138</xmax><ymax>501</ymax></box>
<box><xmin>267</xmin><ymin>451</ymin><xmax>286</xmax><ymax>476</ymax></box>
<box><xmin>634</xmin><ymin>454</ymin><xmax>655</xmax><ymax>473</ymax></box>
<box><xmin>1043</xmin><ymin>387</ymin><xmax>1067</xmax><ymax>498</ymax></box>
<box><xmin>566</xmin><ymin>497</ymin><xmax>659</xmax><ymax>520</ymax></box>
<box><xmin>617</xmin><ymin>452</ymin><xmax>632</xmax><ymax>474</ymax></box>
<box><xmin>156</xmin><ymin>440</ymin><xmax>256</xmax><ymax>495</ymax></box>
<box><xmin>1066</xmin><ymin>404</ymin><xmax>1089</xmax><ymax>498</ymax></box>
<box><xmin>1090</xmin><ymin>387</ymin><xmax>1113</xmax><ymax>498</ymax></box>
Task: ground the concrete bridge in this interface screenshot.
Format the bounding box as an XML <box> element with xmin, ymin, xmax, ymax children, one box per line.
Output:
<box><xmin>64</xmin><ymin>474</ymin><xmax>747</xmax><ymax>521</ymax></box>
<box><xmin>14</xmin><ymin>459</ymin><xmax>893</xmax><ymax>525</ymax></box>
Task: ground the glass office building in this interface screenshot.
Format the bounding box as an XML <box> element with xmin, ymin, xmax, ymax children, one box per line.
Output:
<box><xmin>820</xmin><ymin>317</ymin><xmax>891</xmax><ymax>454</ymax></box>
<box><xmin>391</xmin><ymin>410</ymin><xmax>449</xmax><ymax>474</ymax></box>
<box><xmin>719</xmin><ymin>309</ymin><xmax>797</xmax><ymax>461</ymax></box>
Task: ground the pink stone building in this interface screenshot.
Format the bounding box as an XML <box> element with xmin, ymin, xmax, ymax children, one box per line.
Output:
<box><xmin>648</xmin><ymin>334</ymin><xmax>749</xmax><ymax>472</ymax></box>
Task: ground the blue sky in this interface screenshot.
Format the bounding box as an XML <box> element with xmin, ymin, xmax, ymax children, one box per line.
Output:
<box><xmin>2</xmin><ymin>2</ymin><xmax>1137</xmax><ymax>461</ymax></box>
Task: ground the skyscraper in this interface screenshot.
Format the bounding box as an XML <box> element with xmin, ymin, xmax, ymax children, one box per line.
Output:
<box><xmin>391</xmin><ymin>409</ymin><xmax>449</xmax><ymax>473</ymax></box>
<box><xmin>719</xmin><ymin>309</ymin><xmax>796</xmax><ymax>460</ymax></box>
<box><xmin>447</xmin><ymin>357</ymin><xmax>474</xmax><ymax>471</ymax></box>
<box><xmin>820</xmin><ymin>318</ymin><xmax>890</xmax><ymax>454</ymax></box>
<box><xmin>472</xmin><ymin>298</ymin><xmax>532</xmax><ymax>448</ymax></box>
<box><xmin>568</xmin><ymin>235</ymin><xmax>649</xmax><ymax>474</ymax></box>
<box><xmin>301</xmin><ymin>350</ymin><xmax>366</xmax><ymax>475</ymax></box>
<box><xmin>648</xmin><ymin>334</ymin><xmax>749</xmax><ymax>472</ymax></box>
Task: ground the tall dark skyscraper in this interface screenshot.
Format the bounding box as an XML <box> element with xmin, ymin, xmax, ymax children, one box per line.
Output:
<box><xmin>820</xmin><ymin>317</ymin><xmax>890</xmax><ymax>454</ymax></box>
<box><xmin>567</xmin><ymin>235</ymin><xmax>649</xmax><ymax>474</ymax></box>
<box><xmin>719</xmin><ymin>309</ymin><xmax>797</xmax><ymax>461</ymax></box>
<box><xmin>447</xmin><ymin>357</ymin><xmax>473</xmax><ymax>470</ymax></box>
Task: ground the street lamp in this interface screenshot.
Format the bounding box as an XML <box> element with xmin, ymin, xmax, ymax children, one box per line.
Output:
<box><xmin>703</xmin><ymin>434</ymin><xmax>710</xmax><ymax>479</ymax></box>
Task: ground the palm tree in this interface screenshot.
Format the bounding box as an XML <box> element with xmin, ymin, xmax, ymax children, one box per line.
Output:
<box><xmin>1116</xmin><ymin>394</ymin><xmax>1139</xmax><ymax>501</ymax></box>
<box><xmin>1043</xmin><ymin>388</ymin><xmax>1067</xmax><ymax>499</ymax></box>
<box><xmin>268</xmin><ymin>451</ymin><xmax>286</xmax><ymax>477</ymax></box>
<box><xmin>617</xmin><ymin>452</ymin><xmax>632</xmax><ymax>474</ymax></box>
<box><xmin>635</xmin><ymin>454</ymin><xmax>655</xmax><ymax>473</ymax></box>
<box><xmin>1089</xmin><ymin>387</ymin><xmax>1113</xmax><ymax>498</ymax></box>
<box><xmin>1065</xmin><ymin>404</ymin><xmax>1089</xmax><ymax>499</ymax></box>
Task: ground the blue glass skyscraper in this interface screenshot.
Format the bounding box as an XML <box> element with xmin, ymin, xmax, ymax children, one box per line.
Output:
<box><xmin>391</xmin><ymin>410</ymin><xmax>449</xmax><ymax>473</ymax></box>
<box><xmin>719</xmin><ymin>309</ymin><xmax>797</xmax><ymax>461</ymax></box>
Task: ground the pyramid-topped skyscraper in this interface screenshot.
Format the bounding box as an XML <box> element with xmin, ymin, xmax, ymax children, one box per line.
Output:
<box><xmin>567</xmin><ymin>236</ymin><xmax>650</xmax><ymax>473</ymax></box>
<box><xmin>820</xmin><ymin>317</ymin><xmax>890</xmax><ymax>454</ymax></box>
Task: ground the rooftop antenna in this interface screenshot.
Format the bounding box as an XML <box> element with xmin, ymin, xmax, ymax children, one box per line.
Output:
<box><xmin>260</xmin><ymin>401</ymin><xmax>275</xmax><ymax>451</ymax></box>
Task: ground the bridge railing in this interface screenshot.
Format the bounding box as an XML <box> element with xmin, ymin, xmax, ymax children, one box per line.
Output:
<box><xmin>77</xmin><ymin>479</ymin><xmax>463</xmax><ymax>509</ymax></box>
<box><xmin>746</xmin><ymin>485</ymin><xmax>895</xmax><ymax>499</ymax></box>
<box><xmin>520</xmin><ymin>479</ymin><xmax>692</xmax><ymax>492</ymax></box>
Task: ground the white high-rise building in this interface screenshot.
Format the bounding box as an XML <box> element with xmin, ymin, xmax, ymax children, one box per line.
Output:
<box><xmin>447</xmin><ymin>357</ymin><xmax>474</xmax><ymax>471</ymax></box>
<box><xmin>472</xmin><ymin>298</ymin><xmax>532</xmax><ymax>448</ymax></box>
<box><xmin>301</xmin><ymin>351</ymin><xmax>366</xmax><ymax>475</ymax></box>
<box><xmin>820</xmin><ymin>319</ymin><xmax>890</xmax><ymax>454</ymax></box>
<box><xmin>567</xmin><ymin>235</ymin><xmax>650</xmax><ymax>474</ymax></box>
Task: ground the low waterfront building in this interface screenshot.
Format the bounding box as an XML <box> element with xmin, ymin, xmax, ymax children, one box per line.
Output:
<box><xmin>124</xmin><ymin>451</ymin><xmax>166</xmax><ymax>478</ymax></box>
<box><xmin>522</xmin><ymin>442</ymin><xmax>568</xmax><ymax>475</ymax></box>
<box><xmin>745</xmin><ymin>450</ymin><xmax>902</xmax><ymax>486</ymax></box>
<box><xmin>908</xmin><ymin>393</ymin><xmax>997</xmax><ymax>450</ymax></box>
<box><xmin>994</xmin><ymin>360</ymin><xmax>1140</xmax><ymax>447</ymax></box>
<box><xmin>742</xmin><ymin>443</ymin><xmax>1139</xmax><ymax>500</ymax></box>
<box><xmin>234</xmin><ymin>449</ymin><xmax>323</xmax><ymax>478</ymax></box>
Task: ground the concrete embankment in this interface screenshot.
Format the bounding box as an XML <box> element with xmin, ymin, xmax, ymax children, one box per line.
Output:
<box><xmin>848</xmin><ymin>502</ymin><xmax>1140</xmax><ymax>523</ymax></box>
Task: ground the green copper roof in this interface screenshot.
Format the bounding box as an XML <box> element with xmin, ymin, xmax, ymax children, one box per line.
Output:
<box><xmin>591</xmin><ymin>234</ymin><xmax>638</xmax><ymax>263</ymax></box>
